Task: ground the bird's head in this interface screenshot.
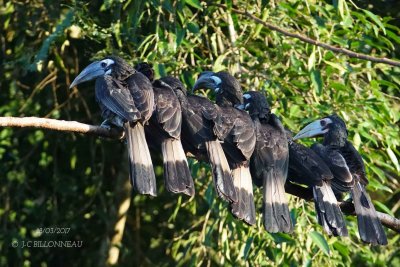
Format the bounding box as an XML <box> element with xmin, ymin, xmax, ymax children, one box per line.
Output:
<box><xmin>135</xmin><ymin>62</ymin><xmax>155</xmax><ymax>82</ymax></box>
<box><xmin>293</xmin><ymin>114</ymin><xmax>348</xmax><ymax>146</ymax></box>
<box><xmin>193</xmin><ymin>71</ymin><xmax>243</xmax><ymax>107</ymax></box>
<box><xmin>238</xmin><ymin>91</ymin><xmax>270</xmax><ymax>120</ymax></box>
<box><xmin>69</xmin><ymin>56</ymin><xmax>134</xmax><ymax>88</ymax></box>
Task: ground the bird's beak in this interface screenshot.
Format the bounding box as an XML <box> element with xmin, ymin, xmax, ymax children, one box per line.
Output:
<box><xmin>192</xmin><ymin>71</ymin><xmax>217</xmax><ymax>92</ymax></box>
<box><xmin>236</xmin><ymin>104</ymin><xmax>245</xmax><ymax>110</ymax></box>
<box><xmin>293</xmin><ymin>119</ymin><xmax>329</xmax><ymax>140</ymax></box>
<box><xmin>69</xmin><ymin>61</ymin><xmax>106</xmax><ymax>88</ymax></box>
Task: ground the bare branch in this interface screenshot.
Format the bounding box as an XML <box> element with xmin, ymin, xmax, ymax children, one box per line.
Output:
<box><xmin>214</xmin><ymin>4</ymin><xmax>400</xmax><ymax>67</ymax></box>
<box><xmin>1</xmin><ymin>116</ymin><xmax>399</xmax><ymax>233</ymax></box>
<box><xmin>285</xmin><ymin>182</ymin><xmax>400</xmax><ymax>233</ymax></box>
<box><xmin>0</xmin><ymin>116</ymin><xmax>123</xmax><ymax>139</ymax></box>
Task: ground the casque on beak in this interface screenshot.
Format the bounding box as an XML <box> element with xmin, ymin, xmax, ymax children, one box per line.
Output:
<box><xmin>293</xmin><ymin>119</ymin><xmax>331</xmax><ymax>140</ymax></box>
<box><xmin>69</xmin><ymin>61</ymin><xmax>107</xmax><ymax>88</ymax></box>
<box><xmin>192</xmin><ymin>71</ymin><xmax>218</xmax><ymax>92</ymax></box>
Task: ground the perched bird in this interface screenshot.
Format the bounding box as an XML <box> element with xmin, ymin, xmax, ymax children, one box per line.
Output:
<box><xmin>240</xmin><ymin>91</ymin><xmax>293</xmax><ymax>233</ymax></box>
<box><xmin>193</xmin><ymin>71</ymin><xmax>257</xmax><ymax>225</ymax></box>
<box><xmin>70</xmin><ymin>56</ymin><xmax>157</xmax><ymax>196</ymax></box>
<box><xmin>135</xmin><ymin>62</ymin><xmax>194</xmax><ymax>196</ymax></box>
<box><xmin>294</xmin><ymin>114</ymin><xmax>387</xmax><ymax>245</ymax></box>
<box><xmin>286</xmin><ymin>130</ymin><xmax>348</xmax><ymax>236</ymax></box>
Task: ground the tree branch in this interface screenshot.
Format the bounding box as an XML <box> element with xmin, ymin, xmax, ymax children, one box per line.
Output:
<box><xmin>1</xmin><ymin>116</ymin><xmax>399</xmax><ymax>233</ymax></box>
<box><xmin>285</xmin><ymin>182</ymin><xmax>400</xmax><ymax>233</ymax></box>
<box><xmin>214</xmin><ymin>4</ymin><xmax>400</xmax><ymax>67</ymax></box>
<box><xmin>0</xmin><ymin>116</ymin><xmax>123</xmax><ymax>139</ymax></box>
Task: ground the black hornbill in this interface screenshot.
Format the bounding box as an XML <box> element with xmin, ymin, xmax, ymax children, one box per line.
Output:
<box><xmin>239</xmin><ymin>91</ymin><xmax>293</xmax><ymax>233</ymax></box>
<box><xmin>286</xmin><ymin>130</ymin><xmax>348</xmax><ymax>236</ymax></box>
<box><xmin>70</xmin><ymin>56</ymin><xmax>157</xmax><ymax>196</ymax></box>
<box><xmin>135</xmin><ymin>62</ymin><xmax>194</xmax><ymax>196</ymax></box>
<box><xmin>294</xmin><ymin>114</ymin><xmax>387</xmax><ymax>245</ymax></box>
<box><xmin>193</xmin><ymin>71</ymin><xmax>257</xmax><ymax>225</ymax></box>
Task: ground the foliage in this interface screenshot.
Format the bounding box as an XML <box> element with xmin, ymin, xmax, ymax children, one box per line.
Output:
<box><xmin>1</xmin><ymin>0</ymin><xmax>399</xmax><ymax>266</ymax></box>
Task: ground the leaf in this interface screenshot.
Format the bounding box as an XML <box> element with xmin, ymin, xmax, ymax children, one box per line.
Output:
<box><xmin>308</xmin><ymin>49</ymin><xmax>316</xmax><ymax>71</ymax></box>
<box><xmin>310</xmin><ymin>69</ymin><xmax>323</xmax><ymax>96</ymax></box>
<box><xmin>309</xmin><ymin>231</ymin><xmax>330</xmax><ymax>255</ymax></box>
<box><xmin>387</xmin><ymin>147</ymin><xmax>400</xmax><ymax>172</ymax></box>
<box><xmin>185</xmin><ymin>0</ymin><xmax>202</xmax><ymax>10</ymax></box>
<box><xmin>241</xmin><ymin>237</ymin><xmax>253</xmax><ymax>260</ymax></box>
<box><xmin>187</xmin><ymin>22</ymin><xmax>200</xmax><ymax>34</ymax></box>
<box><xmin>353</xmin><ymin>132</ymin><xmax>361</xmax><ymax>150</ymax></box>
<box><xmin>374</xmin><ymin>201</ymin><xmax>394</xmax><ymax>216</ymax></box>
<box><xmin>363</xmin><ymin>9</ymin><xmax>386</xmax><ymax>35</ymax></box>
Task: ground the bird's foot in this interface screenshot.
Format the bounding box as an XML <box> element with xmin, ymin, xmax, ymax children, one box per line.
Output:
<box><xmin>100</xmin><ymin>119</ymin><xmax>113</xmax><ymax>130</ymax></box>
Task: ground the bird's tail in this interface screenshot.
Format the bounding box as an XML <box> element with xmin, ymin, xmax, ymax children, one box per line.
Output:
<box><xmin>351</xmin><ymin>181</ymin><xmax>387</xmax><ymax>245</ymax></box>
<box><xmin>230</xmin><ymin>166</ymin><xmax>256</xmax><ymax>225</ymax></box>
<box><xmin>125</xmin><ymin>123</ymin><xmax>157</xmax><ymax>196</ymax></box>
<box><xmin>205</xmin><ymin>141</ymin><xmax>238</xmax><ymax>203</ymax></box>
<box><xmin>313</xmin><ymin>181</ymin><xmax>348</xmax><ymax>236</ymax></box>
<box><xmin>161</xmin><ymin>138</ymin><xmax>195</xmax><ymax>196</ymax></box>
<box><xmin>262</xmin><ymin>169</ymin><xmax>293</xmax><ymax>233</ymax></box>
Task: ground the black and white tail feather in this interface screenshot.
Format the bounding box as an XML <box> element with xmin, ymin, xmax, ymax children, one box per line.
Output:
<box><xmin>125</xmin><ymin>123</ymin><xmax>157</xmax><ymax>196</ymax></box>
<box><xmin>231</xmin><ymin>166</ymin><xmax>256</xmax><ymax>225</ymax></box>
<box><xmin>352</xmin><ymin>181</ymin><xmax>387</xmax><ymax>245</ymax></box>
<box><xmin>205</xmin><ymin>141</ymin><xmax>238</xmax><ymax>203</ymax></box>
<box><xmin>161</xmin><ymin>138</ymin><xmax>195</xmax><ymax>196</ymax></box>
<box><xmin>313</xmin><ymin>181</ymin><xmax>348</xmax><ymax>236</ymax></box>
<box><xmin>263</xmin><ymin>169</ymin><xmax>293</xmax><ymax>233</ymax></box>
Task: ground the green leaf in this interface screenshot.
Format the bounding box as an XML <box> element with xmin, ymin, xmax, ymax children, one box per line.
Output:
<box><xmin>185</xmin><ymin>0</ymin><xmax>202</xmax><ymax>10</ymax></box>
<box><xmin>363</xmin><ymin>9</ymin><xmax>386</xmax><ymax>35</ymax></box>
<box><xmin>309</xmin><ymin>231</ymin><xmax>330</xmax><ymax>255</ymax></box>
<box><xmin>187</xmin><ymin>22</ymin><xmax>200</xmax><ymax>33</ymax></box>
<box><xmin>310</xmin><ymin>69</ymin><xmax>323</xmax><ymax>96</ymax></box>
<box><xmin>374</xmin><ymin>201</ymin><xmax>394</xmax><ymax>216</ymax></box>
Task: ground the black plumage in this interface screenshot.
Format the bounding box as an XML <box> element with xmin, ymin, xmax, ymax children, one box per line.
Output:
<box><xmin>70</xmin><ymin>56</ymin><xmax>157</xmax><ymax>196</ymax></box>
<box><xmin>135</xmin><ymin>63</ymin><xmax>195</xmax><ymax>196</ymax></box>
<box><xmin>286</xmin><ymin>131</ymin><xmax>347</xmax><ymax>236</ymax></box>
<box><xmin>241</xmin><ymin>91</ymin><xmax>293</xmax><ymax>233</ymax></box>
<box><xmin>294</xmin><ymin>114</ymin><xmax>387</xmax><ymax>245</ymax></box>
<box><xmin>149</xmin><ymin>74</ymin><xmax>238</xmax><ymax>204</ymax></box>
<box><xmin>193</xmin><ymin>72</ymin><xmax>256</xmax><ymax>225</ymax></box>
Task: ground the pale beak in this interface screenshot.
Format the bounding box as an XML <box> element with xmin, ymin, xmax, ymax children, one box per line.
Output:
<box><xmin>192</xmin><ymin>71</ymin><xmax>217</xmax><ymax>92</ymax></box>
<box><xmin>293</xmin><ymin>119</ymin><xmax>329</xmax><ymax>140</ymax></box>
<box><xmin>69</xmin><ymin>61</ymin><xmax>106</xmax><ymax>88</ymax></box>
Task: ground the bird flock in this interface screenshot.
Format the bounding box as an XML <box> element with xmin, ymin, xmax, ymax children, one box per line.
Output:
<box><xmin>70</xmin><ymin>56</ymin><xmax>387</xmax><ymax>246</ymax></box>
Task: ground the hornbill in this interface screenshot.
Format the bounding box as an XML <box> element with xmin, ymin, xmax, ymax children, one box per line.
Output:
<box><xmin>193</xmin><ymin>72</ymin><xmax>257</xmax><ymax>225</ymax></box>
<box><xmin>239</xmin><ymin>91</ymin><xmax>293</xmax><ymax>233</ymax></box>
<box><xmin>294</xmin><ymin>114</ymin><xmax>387</xmax><ymax>245</ymax></box>
<box><xmin>135</xmin><ymin>62</ymin><xmax>194</xmax><ymax>196</ymax></box>
<box><xmin>286</xmin><ymin>130</ymin><xmax>348</xmax><ymax>236</ymax></box>
<box><xmin>70</xmin><ymin>56</ymin><xmax>157</xmax><ymax>196</ymax></box>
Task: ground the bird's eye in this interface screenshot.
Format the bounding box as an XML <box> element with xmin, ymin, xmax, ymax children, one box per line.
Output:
<box><xmin>101</xmin><ymin>62</ymin><xmax>107</xmax><ymax>68</ymax></box>
<box><xmin>320</xmin><ymin>120</ymin><xmax>326</xmax><ymax>127</ymax></box>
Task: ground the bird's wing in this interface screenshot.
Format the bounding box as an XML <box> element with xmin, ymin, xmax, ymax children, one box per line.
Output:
<box><xmin>95</xmin><ymin>76</ymin><xmax>141</xmax><ymax>122</ymax></box>
<box><xmin>218</xmin><ymin>108</ymin><xmax>256</xmax><ymax>161</ymax></box>
<box><xmin>126</xmin><ymin>72</ymin><xmax>155</xmax><ymax>122</ymax></box>
<box><xmin>153</xmin><ymin>86</ymin><xmax>182</xmax><ymax>139</ymax></box>
<box><xmin>341</xmin><ymin>141</ymin><xmax>368</xmax><ymax>185</ymax></box>
<box><xmin>311</xmin><ymin>143</ymin><xmax>354</xmax><ymax>192</ymax></box>
<box><xmin>185</xmin><ymin>95</ymin><xmax>218</xmax><ymax>140</ymax></box>
<box><xmin>288</xmin><ymin>142</ymin><xmax>333</xmax><ymax>186</ymax></box>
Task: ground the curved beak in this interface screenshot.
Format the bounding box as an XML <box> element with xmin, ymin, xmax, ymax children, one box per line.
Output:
<box><xmin>192</xmin><ymin>71</ymin><xmax>217</xmax><ymax>92</ymax></box>
<box><xmin>293</xmin><ymin>119</ymin><xmax>328</xmax><ymax>140</ymax></box>
<box><xmin>69</xmin><ymin>61</ymin><xmax>106</xmax><ymax>88</ymax></box>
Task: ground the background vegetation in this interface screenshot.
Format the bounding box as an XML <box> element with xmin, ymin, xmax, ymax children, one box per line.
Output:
<box><xmin>1</xmin><ymin>0</ymin><xmax>399</xmax><ymax>266</ymax></box>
